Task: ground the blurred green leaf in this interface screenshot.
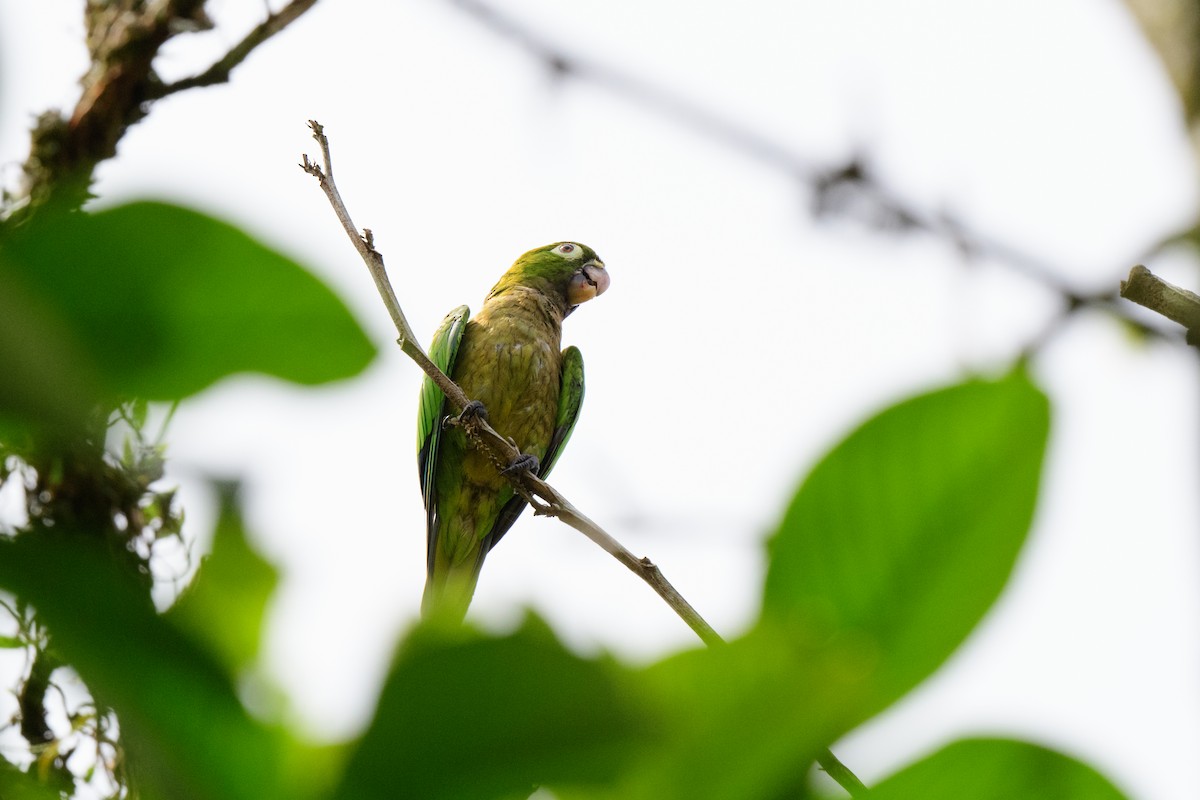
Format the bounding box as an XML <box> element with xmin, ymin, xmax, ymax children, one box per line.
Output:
<box><xmin>0</xmin><ymin>251</ymin><xmax>100</xmax><ymax>430</ymax></box>
<box><xmin>585</xmin><ymin>623</ymin><xmax>871</xmax><ymax>800</ymax></box>
<box><xmin>334</xmin><ymin>616</ymin><xmax>658</xmax><ymax>800</ymax></box>
<box><xmin>166</xmin><ymin>482</ymin><xmax>277</xmax><ymax>673</ymax></box>
<box><xmin>0</xmin><ymin>759</ymin><xmax>63</xmax><ymax>800</ymax></box>
<box><xmin>128</xmin><ymin>397</ymin><xmax>150</xmax><ymax>430</ymax></box>
<box><xmin>0</xmin><ymin>201</ymin><xmax>375</xmax><ymax>428</ymax></box>
<box><xmin>0</xmin><ymin>634</ymin><xmax>24</xmax><ymax>648</ymax></box>
<box><xmin>865</xmin><ymin>737</ymin><xmax>1129</xmax><ymax>799</ymax></box>
<box><xmin>0</xmin><ymin>532</ymin><xmax>286</xmax><ymax>800</ymax></box>
<box><xmin>763</xmin><ymin>370</ymin><xmax>1050</xmax><ymax>717</ymax></box>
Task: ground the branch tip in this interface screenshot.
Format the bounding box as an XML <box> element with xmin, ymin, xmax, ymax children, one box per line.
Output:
<box><xmin>1120</xmin><ymin>264</ymin><xmax>1200</xmax><ymax>343</ymax></box>
<box><xmin>299</xmin><ymin>153</ymin><xmax>323</xmax><ymax>178</ymax></box>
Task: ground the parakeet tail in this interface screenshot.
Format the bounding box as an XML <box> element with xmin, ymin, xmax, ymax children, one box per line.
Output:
<box><xmin>420</xmin><ymin>557</ymin><xmax>484</xmax><ymax>623</ymax></box>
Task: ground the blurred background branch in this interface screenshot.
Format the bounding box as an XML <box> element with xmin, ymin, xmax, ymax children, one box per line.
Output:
<box><xmin>448</xmin><ymin>0</ymin><xmax>1187</xmax><ymax>350</ymax></box>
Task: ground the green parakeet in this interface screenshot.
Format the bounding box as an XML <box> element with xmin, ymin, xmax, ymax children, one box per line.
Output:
<box><xmin>417</xmin><ymin>242</ymin><xmax>610</xmax><ymax>621</ymax></box>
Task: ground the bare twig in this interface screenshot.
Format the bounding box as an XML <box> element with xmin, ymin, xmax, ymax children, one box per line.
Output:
<box><xmin>149</xmin><ymin>0</ymin><xmax>320</xmax><ymax>98</ymax></box>
<box><xmin>1121</xmin><ymin>264</ymin><xmax>1200</xmax><ymax>345</ymax></box>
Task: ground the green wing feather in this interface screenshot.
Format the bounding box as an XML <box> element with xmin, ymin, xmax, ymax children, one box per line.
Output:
<box><xmin>484</xmin><ymin>345</ymin><xmax>585</xmax><ymax>551</ymax></box>
<box><xmin>417</xmin><ymin>305</ymin><xmax>470</xmax><ymax>572</ymax></box>
<box><xmin>540</xmin><ymin>345</ymin><xmax>586</xmax><ymax>478</ymax></box>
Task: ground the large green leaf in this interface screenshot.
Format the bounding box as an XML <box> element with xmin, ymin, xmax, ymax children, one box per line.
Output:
<box><xmin>866</xmin><ymin>737</ymin><xmax>1129</xmax><ymax>799</ymax></box>
<box><xmin>166</xmin><ymin>482</ymin><xmax>278</xmax><ymax>674</ymax></box>
<box><xmin>0</xmin><ymin>533</ymin><xmax>286</xmax><ymax>800</ymax></box>
<box><xmin>334</xmin><ymin>616</ymin><xmax>658</xmax><ymax>800</ymax></box>
<box><xmin>763</xmin><ymin>371</ymin><xmax>1050</xmax><ymax>716</ymax></box>
<box><xmin>0</xmin><ymin>759</ymin><xmax>63</xmax><ymax>800</ymax></box>
<box><xmin>0</xmin><ymin>201</ymin><xmax>375</xmax><ymax>427</ymax></box>
<box><xmin>582</xmin><ymin>623</ymin><xmax>871</xmax><ymax>800</ymax></box>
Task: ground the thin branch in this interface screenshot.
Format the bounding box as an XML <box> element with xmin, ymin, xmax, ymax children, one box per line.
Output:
<box><xmin>299</xmin><ymin>119</ymin><xmax>722</xmax><ymax>646</ymax></box>
<box><xmin>299</xmin><ymin>122</ymin><xmax>422</xmax><ymax>356</ymax></box>
<box><xmin>1120</xmin><ymin>264</ymin><xmax>1200</xmax><ymax>345</ymax></box>
<box><xmin>301</xmin><ymin>119</ymin><xmax>865</xmax><ymax>797</ymax></box>
<box><xmin>819</xmin><ymin>750</ymin><xmax>869</xmax><ymax>797</ymax></box>
<box><xmin>149</xmin><ymin>0</ymin><xmax>320</xmax><ymax>98</ymax></box>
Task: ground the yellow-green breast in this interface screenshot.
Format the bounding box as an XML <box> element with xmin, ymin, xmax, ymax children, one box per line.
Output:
<box><xmin>433</xmin><ymin>286</ymin><xmax>564</xmax><ymax>562</ymax></box>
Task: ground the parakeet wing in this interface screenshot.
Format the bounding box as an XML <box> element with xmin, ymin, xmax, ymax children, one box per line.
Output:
<box><xmin>484</xmin><ymin>345</ymin><xmax>585</xmax><ymax>552</ymax></box>
<box><xmin>417</xmin><ymin>305</ymin><xmax>470</xmax><ymax>566</ymax></box>
<box><xmin>540</xmin><ymin>345</ymin><xmax>586</xmax><ymax>478</ymax></box>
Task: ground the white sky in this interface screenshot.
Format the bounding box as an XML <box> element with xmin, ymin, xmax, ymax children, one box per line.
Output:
<box><xmin>2</xmin><ymin>1</ymin><xmax>1199</xmax><ymax>798</ymax></box>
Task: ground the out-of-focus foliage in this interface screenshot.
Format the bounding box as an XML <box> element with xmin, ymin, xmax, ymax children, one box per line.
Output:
<box><xmin>334</xmin><ymin>617</ymin><xmax>658</xmax><ymax>800</ymax></box>
<box><xmin>0</xmin><ymin>201</ymin><xmax>376</xmax><ymax>433</ymax></box>
<box><xmin>0</xmin><ymin>758</ymin><xmax>62</xmax><ymax>800</ymax></box>
<box><xmin>0</xmin><ymin>196</ymin><xmax>378</xmax><ymax>798</ymax></box>
<box><xmin>764</xmin><ymin>373</ymin><xmax>1050</xmax><ymax>719</ymax></box>
<box><xmin>0</xmin><ymin>533</ymin><xmax>288</xmax><ymax>800</ymax></box>
<box><xmin>863</xmin><ymin>737</ymin><xmax>1130</xmax><ymax>800</ymax></box>
<box><xmin>166</xmin><ymin>482</ymin><xmax>278</xmax><ymax>675</ymax></box>
<box><xmin>588</xmin><ymin>623</ymin><xmax>871</xmax><ymax>800</ymax></box>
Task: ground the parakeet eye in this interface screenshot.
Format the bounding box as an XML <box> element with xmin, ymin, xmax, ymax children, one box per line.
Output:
<box><xmin>554</xmin><ymin>243</ymin><xmax>584</xmax><ymax>260</ymax></box>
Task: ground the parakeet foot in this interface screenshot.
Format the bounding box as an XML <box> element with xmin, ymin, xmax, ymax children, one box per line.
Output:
<box><xmin>460</xmin><ymin>400</ymin><xmax>488</xmax><ymax>421</ymax></box>
<box><xmin>445</xmin><ymin>400</ymin><xmax>488</xmax><ymax>430</ymax></box>
<box><xmin>501</xmin><ymin>453</ymin><xmax>539</xmax><ymax>476</ymax></box>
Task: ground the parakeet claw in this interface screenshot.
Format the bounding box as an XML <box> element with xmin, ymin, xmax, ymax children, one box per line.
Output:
<box><xmin>461</xmin><ymin>400</ymin><xmax>488</xmax><ymax>420</ymax></box>
<box><xmin>446</xmin><ymin>400</ymin><xmax>487</xmax><ymax>431</ymax></box>
<box><xmin>501</xmin><ymin>453</ymin><xmax>539</xmax><ymax>476</ymax></box>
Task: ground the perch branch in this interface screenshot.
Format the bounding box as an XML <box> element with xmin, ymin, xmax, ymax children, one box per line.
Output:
<box><xmin>1120</xmin><ymin>265</ymin><xmax>1200</xmax><ymax>345</ymax></box>
<box><xmin>301</xmin><ymin>119</ymin><xmax>864</xmax><ymax>797</ymax></box>
<box><xmin>299</xmin><ymin>120</ymin><xmax>722</xmax><ymax>647</ymax></box>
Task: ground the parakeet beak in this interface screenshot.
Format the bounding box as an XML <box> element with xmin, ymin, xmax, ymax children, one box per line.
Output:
<box><xmin>567</xmin><ymin>260</ymin><xmax>609</xmax><ymax>305</ymax></box>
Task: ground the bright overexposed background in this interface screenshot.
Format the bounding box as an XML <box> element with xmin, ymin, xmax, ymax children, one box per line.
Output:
<box><xmin>1</xmin><ymin>1</ymin><xmax>1198</xmax><ymax>798</ymax></box>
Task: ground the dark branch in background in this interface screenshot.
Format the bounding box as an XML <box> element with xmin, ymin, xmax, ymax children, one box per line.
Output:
<box><xmin>1121</xmin><ymin>265</ymin><xmax>1200</xmax><ymax>346</ymax></box>
<box><xmin>147</xmin><ymin>0</ymin><xmax>319</xmax><ymax>98</ymax></box>
<box><xmin>300</xmin><ymin>120</ymin><xmax>868</xmax><ymax>799</ymax></box>
<box><xmin>446</xmin><ymin>0</ymin><xmax>1172</xmax><ymax>350</ymax></box>
<box><xmin>12</xmin><ymin>0</ymin><xmax>318</xmax><ymax>215</ymax></box>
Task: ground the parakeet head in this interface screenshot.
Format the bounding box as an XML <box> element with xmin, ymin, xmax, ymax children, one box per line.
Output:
<box><xmin>489</xmin><ymin>242</ymin><xmax>609</xmax><ymax>313</ymax></box>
